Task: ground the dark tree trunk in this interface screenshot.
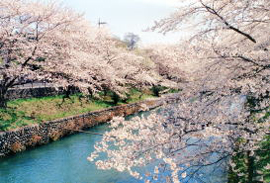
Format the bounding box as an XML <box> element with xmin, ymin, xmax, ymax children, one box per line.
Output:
<box><xmin>247</xmin><ymin>151</ymin><xmax>255</xmax><ymax>183</ymax></box>
<box><xmin>88</xmin><ymin>88</ymin><xmax>93</xmax><ymax>99</ymax></box>
<box><xmin>0</xmin><ymin>88</ymin><xmax>8</xmax><ymax>109</ymax></box>
<box><xmin>104</xmin><ymin>89</ymin><xmax>108</xmax><ymax>96</ymax></box>
<box><xmin>60</xmin><ymin>85</ymin><xmax>73</xmax><ymax>104</ymax></box>
<box><xmin>0</xmin><ymin>99</ymin><xmax>7</xmax><ymax>108</ymax></box>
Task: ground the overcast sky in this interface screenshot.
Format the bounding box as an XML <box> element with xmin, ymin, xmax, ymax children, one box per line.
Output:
<box><xmin>63</xmin><ymin>0</ymin><xmax>183</xmax><ymax>45</ymax></box>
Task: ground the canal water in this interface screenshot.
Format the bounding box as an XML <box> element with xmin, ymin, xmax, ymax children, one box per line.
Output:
<box><xmin>0</xmin><ymin>111</ymin><xmax>227</xmax><ymax>183</ymax></box>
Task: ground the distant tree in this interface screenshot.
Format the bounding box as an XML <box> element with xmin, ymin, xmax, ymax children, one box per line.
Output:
<box><xmin>124</xmin><ymin>33</ymin><xmax>140</xmax><ymax>50</ymax></box>
<box><xmin>145</xmin><ymin>43</ymin><xmax>202</xmax><ymax>83</ymax></box>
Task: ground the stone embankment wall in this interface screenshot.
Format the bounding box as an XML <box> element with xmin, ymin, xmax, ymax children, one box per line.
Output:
<box><xmin>0</xmin><ymin>94</ymin><xmax>180</xmax><ymax>158</ymax></box>
<box><xmin>7</xmin><ymin>86</ymin><xmax>78</xmax><ymax>100</ymax></box>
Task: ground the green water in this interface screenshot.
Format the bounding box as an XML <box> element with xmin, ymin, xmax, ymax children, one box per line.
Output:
<box><xmin>0</xmin><ymin>124</ymin><xmax>142</xmax><ymax>183</ymax></box>
<box><xmin>0</xmin><ymin>111</ymin><xmax>228</xmax><ymax>183</ymax></box>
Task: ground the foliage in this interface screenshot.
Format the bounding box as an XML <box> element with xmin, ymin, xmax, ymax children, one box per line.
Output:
<box><xmin>229</xmin><ymin>135</ymin><xmax>270</xmax><ymax>183</ymax></box>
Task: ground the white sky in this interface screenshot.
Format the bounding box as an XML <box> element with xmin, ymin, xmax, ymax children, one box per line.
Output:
<box><xmin>134</xmin><ymin>0</ymin><xmax>180</xmax><ymax>6</ymax></box>
<box><xmin>63</xmin><ymin>0</ymin><xmax>184</xmax><ymax>45</ymax></box>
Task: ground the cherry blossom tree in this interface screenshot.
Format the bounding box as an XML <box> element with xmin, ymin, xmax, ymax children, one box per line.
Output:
<box><xmin>0</xmin><ymin>0</ymin><xmax>86</xmax><ymax>108</ymax></box>
<box><xmin>89</xmin><ymin>0</ymin><xmax>269</xmax><ymax>182</ymax></box>
<box><xmin>145</xmin><ymin>42</ymin><xmax>205</xmax><ymax>84</ymax></box>
<box><xmin>0</xmin><ymin>0</ymin><xmax>166</xmax><ymax>108</ymax></box>
<box><xmin>66</xmin><ymin>28</ymin><xmax>165</xmax><ymax>99</ymax></box>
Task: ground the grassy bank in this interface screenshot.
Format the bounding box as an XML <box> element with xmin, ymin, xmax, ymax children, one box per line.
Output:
<box><xmin>0</xmin><ymin>88</ymin><xmax>159</xmax><ymax>131</ymax></box>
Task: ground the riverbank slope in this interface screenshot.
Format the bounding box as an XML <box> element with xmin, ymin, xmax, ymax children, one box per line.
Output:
<box><xmin>0</xmin><ymin>93</ymin><xmax>180</xmax><ymax>158</ymax></box>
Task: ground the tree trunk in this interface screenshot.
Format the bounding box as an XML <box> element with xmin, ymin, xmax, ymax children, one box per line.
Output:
<box><xmin>247</xmin><ymin>151</ymin><xmax>255</xmax><ymax>183</ymax></box>
<box><xmin>0</xmin><ymin>90</ymin><xmax>7</xmax><ymax>109</ymax></box>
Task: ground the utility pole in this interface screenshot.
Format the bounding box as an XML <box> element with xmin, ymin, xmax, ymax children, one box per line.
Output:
<box><xmin>98</xmin><ymin>18</ymin><xmax>107</xmax><ymax>28</ymax></box>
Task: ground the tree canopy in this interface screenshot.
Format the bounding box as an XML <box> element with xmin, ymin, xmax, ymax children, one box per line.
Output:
<box><xmin>89</xmin><ymin>0</ymin><xmax>270</xmax><ymax>182</ymax></box>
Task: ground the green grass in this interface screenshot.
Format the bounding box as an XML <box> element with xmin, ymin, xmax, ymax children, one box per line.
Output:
<box><xmin>0</xmin><ymin>89</ymin><xmax>158</xmax><ymax>131</ymax></box>
<box><xmin>122</xmin><ymin>88</ymin><xmax>156</xmax><ymax>103</ymax></box>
